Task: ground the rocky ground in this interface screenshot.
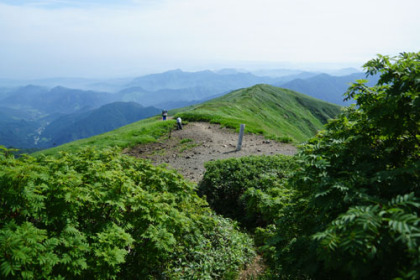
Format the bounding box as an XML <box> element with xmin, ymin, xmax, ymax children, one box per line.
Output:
<box><xmin>125</xmin><ymin>122</ymin><xmax>297</xmax><ymax>183</ymax></box>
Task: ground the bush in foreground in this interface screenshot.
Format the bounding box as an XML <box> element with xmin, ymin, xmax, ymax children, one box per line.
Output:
<box><xmin>272</xmin><ymin>52</ymin><xmax>420</xmax><ymax>279</ymax></box>
<box><xmin>198</xmin><ymin>155</ymin><xmax>298</xmax><ymax>230</ymax></box>
<box><xmin>0</xmin><ymin>147</ymin><xmax>255</xmax><ymax>279</ymax></box>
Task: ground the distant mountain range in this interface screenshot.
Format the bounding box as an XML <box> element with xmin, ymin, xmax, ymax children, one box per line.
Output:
<box><xmin>1</xmin><ymin>85</ymin><xmax>115</xmax><ymax>114</ymax></box>
<box><xmin>278</xmin><ymin>72</ymin><xmax>379</xmax><ymax>105</ymax></box>
<box><xmin>37</xmin><ymin>82</ymin><xmax>344</xmax><ymax>156</ymax></box>
<box><xmin>118</xmin><ymin>69</ymin><xmax>373</xmax><ymax>108</ymax></box>
<box><xmin>0</xmin><ymin>67</ymin><xmax>375</xmax><ymax>150</ymax></box>
<box><xmin>127</xmin><ymin>69</ymin><xmax>278</xmax><ymax>91</ymax></box>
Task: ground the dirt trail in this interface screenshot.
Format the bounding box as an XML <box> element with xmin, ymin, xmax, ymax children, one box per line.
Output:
<box><xmin>125</xmin><ymin>122</ymin><xmax>297</xmax><ymax>183</ymax></box>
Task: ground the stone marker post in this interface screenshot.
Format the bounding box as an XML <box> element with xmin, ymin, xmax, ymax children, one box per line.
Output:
<box><xmin>236</xmin><ymin>124</ymin><xmax>245</xmax><ymax>151</ymax></box>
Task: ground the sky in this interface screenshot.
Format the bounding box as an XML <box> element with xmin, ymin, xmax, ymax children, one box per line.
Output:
<box><xmin>0</xmin><ymin>0</ymin><xmax>419</xmax><ymax>78</ymax></box>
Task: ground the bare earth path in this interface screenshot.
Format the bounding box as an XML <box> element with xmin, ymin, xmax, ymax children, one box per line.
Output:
<box><xmin>125</xmin><ymin>122</ymin><xmax>297</xmax><ymax>183</ymax></box>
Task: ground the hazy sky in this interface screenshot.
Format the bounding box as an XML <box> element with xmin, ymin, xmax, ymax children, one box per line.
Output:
<box><xmin>0</xmin><ymin>0</ymin><xmax>419</xmax><ymax>78</ymax></box>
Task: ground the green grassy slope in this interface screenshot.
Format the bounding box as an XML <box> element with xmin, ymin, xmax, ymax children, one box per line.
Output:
<box><xmin>36</xmin><ymin>84</ymin><xmax>341</xmax><ymax>155</ymax></box>
<box><xmin>35</xmin><ymin>116</ymin><xmax>175</xmax><ymax>156</ymax></box>
<box><xmin>174</xmin><ymin>84</ymin><xmax>341</xmax><ymax>142</ymax></box>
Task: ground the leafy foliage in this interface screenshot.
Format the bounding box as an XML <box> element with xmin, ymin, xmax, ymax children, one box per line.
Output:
<box><xmin>198</xmin><ymin>155</ymin><xmax>298</xmax><ymax>230</ymax></box>
<box><xmin>270</xmin><ymin>52</ymin><xmax>420</xmax><ymax>279</ymax></box>
<box><xmin>0</xmin><ymin>147</ymin><xmax>255</xmax><ymax>279</ymax></box>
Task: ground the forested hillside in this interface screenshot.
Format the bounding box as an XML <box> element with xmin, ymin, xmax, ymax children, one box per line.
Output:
<box><xmin>41</xmin><ymin>102</ymin><xmax>161</xmax><ymax>147</ymax></box>
<box><xmin>0</xmin><ymin>86</ymin><xmax>160</xmax><ymax>150</ymax></box>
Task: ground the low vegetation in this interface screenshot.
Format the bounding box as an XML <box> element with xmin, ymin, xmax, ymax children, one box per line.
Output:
<box><xmin>0</xmin><ymin>147</ymin><xmax>255</xmax><ymax>279</ymax></box>
<box><xmin>272</xmin><ymin>52</ymin><xmax>419</xmax><ymax>279</ymax></box>
<box><xmin>178</xmin><ymin>138</ymin><xmax>198</xmax><ymax>153</ymax></box>
<box><xmin>198</xmin><ymin>155</ymin><xmax>298</xmax><ymax>230</ymax></box>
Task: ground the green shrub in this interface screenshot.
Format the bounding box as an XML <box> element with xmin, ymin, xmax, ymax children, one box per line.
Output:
<box><xmin>271</xmin><ymin>52</ymin><xmax>420</xmax><ymax>279</ymax></box>
<box><xmin>198</xmin><ymin>155</ymin><xmax>298</xmax><ymax>230</ymax></box>
<box><xmin>179</xmin><ymin>138</ymin><xmax>193</xmax><ymax>144</ymax></box>
<box><xmin>0</xmin><ymin>147</ymin><xmax>255</xmax><ymax>279</ymax></box>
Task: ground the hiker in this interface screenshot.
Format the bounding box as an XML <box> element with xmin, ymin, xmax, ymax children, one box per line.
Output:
<box><xmin>176</xmin><ymin>117</ymin><xmax>182</xmax><ymax>130</ymax></box>
<box><xmin>162</xmin><ymin>110</ymin><xmax>168</xmax><ymax>120</ymax></box>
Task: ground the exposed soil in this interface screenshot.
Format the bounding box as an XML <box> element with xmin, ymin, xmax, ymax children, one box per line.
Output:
<box><xmin>238</xmin><ymin>255</ymin><xmax>266</xmax><ymax>280</ymax></box>
<box><xmin>125</xmin><ymin>122</ymin><xmax>297</xmax><ymax>183</ymax></box>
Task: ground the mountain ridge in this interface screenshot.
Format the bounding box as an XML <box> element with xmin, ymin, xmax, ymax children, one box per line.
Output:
<box><xmin>174</xmin><ymin>83</ymin><xmax>341</xmax><ymax>142</ymax></box>
<box><xmin>1</xmin><ymin>69</ymin><xmax>364</xmax><ymax>151</ymax></box>
<box><xmin>37</xmin><ymin>84</ymin><xmax>341</xmax><ymax>156</ymax></box>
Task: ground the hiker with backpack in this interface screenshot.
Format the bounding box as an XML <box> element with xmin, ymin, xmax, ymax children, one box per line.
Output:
<box><xmin>162</xmin><ymin>110</ymin><xmax>168</xmax><ymax>120</ymax></box>
<box><xmin>176</xmin><ymin>117</ymin><xmax>182</xmax><ymax>130</ymax></box>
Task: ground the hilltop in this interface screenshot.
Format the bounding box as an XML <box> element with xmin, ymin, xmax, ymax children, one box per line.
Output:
<box><xmin>124</xmin><ymin>84</ymin><xmax>339</xmax><ymax>182</ymax></box>
<box><xmin>175</xmin><ymin>84</ymin><xmax>341</xmax><ymax>143</ymax></box>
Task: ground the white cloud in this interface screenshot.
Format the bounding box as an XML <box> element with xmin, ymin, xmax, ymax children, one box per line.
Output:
<box><xmin>0</xmin><ymin>0</ymin><xmax>419</xmax><ymax>78</ymax></box>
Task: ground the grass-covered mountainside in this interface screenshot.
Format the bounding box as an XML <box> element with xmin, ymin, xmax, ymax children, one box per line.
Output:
<box><xmin>36</xmin><ymin>84</ymin><xmax>341</xmax><ymax>156</ymax></box>
<box><xmin>35</xmin><ymin>117</ymin><xmax>175</xmax><ymax>156</ymax></box>
<box><xmin>175</xmin><ymin>84</ymin><xmax>341</xmax><ymax>142</ymax></box>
